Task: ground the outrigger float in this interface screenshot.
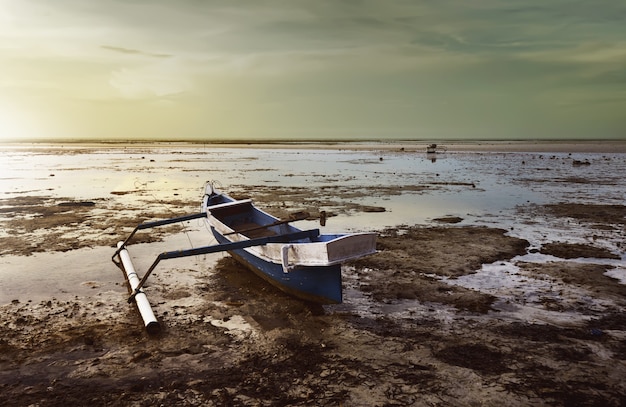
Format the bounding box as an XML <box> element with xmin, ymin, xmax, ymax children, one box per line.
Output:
<box><xmin>112</xmin><ymin>183</ymin><xmax>377</xmax><ymax>333</ymax></box>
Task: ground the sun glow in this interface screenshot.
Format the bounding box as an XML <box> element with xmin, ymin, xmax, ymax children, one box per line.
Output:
<box><xmin>0</xmin><ymin>101</ymin><xmax>40</xmax><ymax>141</ymax></box>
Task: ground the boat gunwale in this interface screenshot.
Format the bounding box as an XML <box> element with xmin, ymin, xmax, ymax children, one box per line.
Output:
<box><xmin>204</xmin><ymin>190</ymin><xmax>377</xmax><ymax>267</ymax></box>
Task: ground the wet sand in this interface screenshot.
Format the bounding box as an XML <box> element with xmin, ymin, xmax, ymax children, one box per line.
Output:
<box><xmin>1</xmin><ymin>142</ymin><xmax>625</xmax><ymax>406</ymax></box>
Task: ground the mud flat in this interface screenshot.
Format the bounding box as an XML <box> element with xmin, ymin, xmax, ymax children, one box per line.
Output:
<box><xmin>1</xmin><ymin>144</ymin><xmax>625</xmax><ymax>405</ymax></box>
<box><xmin>0</xmin><ymin>195</ymin><xmax>625</xmax><ymax>405</ymax></box>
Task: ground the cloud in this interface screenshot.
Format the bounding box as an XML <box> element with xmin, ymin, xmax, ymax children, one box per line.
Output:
<box><xmin>109</xmin><ymin>61</ymin><xmax>190</xmax><ymax>99</ymax></box>
<box><xmin>2</xmin><ymin>0</ymin><xmax>625</xmax><ymax>139</ymax></box>
<box><xmin>101</xmin><ymin>45</ymin><xmax>171</xmax><ymax>59</ymax></box>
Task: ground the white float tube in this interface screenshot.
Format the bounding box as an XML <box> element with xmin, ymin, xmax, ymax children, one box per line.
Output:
<box><xmin>116</xmin><ymin>241</ymin><xmax>161</xmax><ymax>334</ymax></box>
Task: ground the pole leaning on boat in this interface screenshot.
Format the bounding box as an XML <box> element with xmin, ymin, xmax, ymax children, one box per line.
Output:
<box><xmin>116</xmin><ymin>241</ymin><xmax>161</xmax><ymax>334</ymax></box>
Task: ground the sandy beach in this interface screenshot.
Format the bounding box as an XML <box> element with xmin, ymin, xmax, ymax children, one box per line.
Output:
<box><xmin>1</xmin><ymin>141</ymin><xmax>625</xmax><ymax>406</ymax></box>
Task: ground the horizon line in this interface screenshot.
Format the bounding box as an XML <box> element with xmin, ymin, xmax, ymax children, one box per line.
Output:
<box><xmin>2</xmin><ymin>137</ymin><xmax>624</xmax><ymax>145</ymax></box>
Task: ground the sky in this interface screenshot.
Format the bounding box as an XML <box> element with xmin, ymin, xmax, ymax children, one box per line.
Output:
<box><xmin>1</xmin><ymin>0</ymin><xmax>625</xmax><ymax>141</ymax></box>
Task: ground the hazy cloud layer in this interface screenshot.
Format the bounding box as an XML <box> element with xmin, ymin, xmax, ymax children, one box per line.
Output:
<box><xmin>0</xmin><ymin>0</ymin><xmax>624</xmax><ymax>140</ymax></box>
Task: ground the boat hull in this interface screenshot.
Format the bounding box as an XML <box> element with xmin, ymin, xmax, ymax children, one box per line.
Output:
<box><xmin>212</xmin><ymin>227</ymin><xmax>343</xmax><ymax>304</ymax></box>
<box><xmin>202</xmin><ymin>187</ymin><xmax>376</xmax><ymax>304</ymax></box>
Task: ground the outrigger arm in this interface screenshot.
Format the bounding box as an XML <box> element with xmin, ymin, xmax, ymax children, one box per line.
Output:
<box><xmin>112</xmin><ymin>210</ymin><xmax>319</xmax><ymax>333</ymax></box>
<box><xmin>112</xmin><ymin>212</ymin><xmax>209</xmax><ymax>261</ymax></box>
<box><xmin>125</xmin><ymin>228</ymin><xmax>319</xmax><ymax>303</ymax></box>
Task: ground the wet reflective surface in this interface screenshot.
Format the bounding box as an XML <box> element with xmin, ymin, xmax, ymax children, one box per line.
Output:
<box><xmin>1</xmin><ymin>143</ymin><xmax>625</xmax><ymax>307</ymax></box>
<box><xmin>2</xmin><ymin>143</ymin><xmax>626</xmax><ymax>405</ymax></box>
<box><xmin>2</xmin><ymin>144</ymin><xmax>625</xmax><ymax>230</ymax></box>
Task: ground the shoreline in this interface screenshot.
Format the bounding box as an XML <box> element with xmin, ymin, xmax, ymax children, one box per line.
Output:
<box><xmin>1</xmin><ymin>139</ymin><xmax>626</xmax><ymax>153</ymax></box>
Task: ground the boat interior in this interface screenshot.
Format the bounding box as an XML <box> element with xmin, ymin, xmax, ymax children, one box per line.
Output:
<box><xmin>209</xmin><ymin>200</ymin><xmax>293</xmax><ymax>239</ymax></box>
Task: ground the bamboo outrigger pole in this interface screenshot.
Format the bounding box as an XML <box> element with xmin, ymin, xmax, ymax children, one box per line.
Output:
<box><xmin>111</xmin><ymin>213</ymin><xmax>209</xmax><ymax>334</ymax></box>
<box><xmin>116</xmin><ymin>242</ymin><xmax>161</xmax><ymax>334</ymax></box>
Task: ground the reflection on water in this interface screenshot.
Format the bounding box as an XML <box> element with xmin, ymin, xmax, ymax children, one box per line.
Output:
<box><xmin>1</xmin><ymin>143</ymin><xmax>626</xmax><ymax>306</ymax></box>
<box><xmin>1</xmin><ymin>144</ymin><xmax>625</xmax><ymax>234</ymax></box>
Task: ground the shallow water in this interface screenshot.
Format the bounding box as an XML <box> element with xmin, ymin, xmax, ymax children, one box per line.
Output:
<box><xmin>1</xmin><ymin>143</ymin><xmax>625</xmax><ymax>308</ymax></box>
<box><xmin>2</xmin><ymin>143</ymin><xmax>625</xmax><ymax>258</ymax></box>
<box><xmin>2</xmin><ymin>144</ymin><xmax>624</xmax><ymax>229</ymax></box>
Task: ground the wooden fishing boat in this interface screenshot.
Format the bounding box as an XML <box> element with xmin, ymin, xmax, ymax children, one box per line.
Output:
<box><xmin>112</xmin><ymin>183</ymin><xmax>377</xmax><ymax>332</ymax></box>
<box><xmin>201</xmin><ymin>186</ymin><xmax>377</xmax><ymax>304</ymax></box>
<box><xmin>426</xmin><ymin>143</ymin><xmax>447</xmax><ymax>154</ymax></box>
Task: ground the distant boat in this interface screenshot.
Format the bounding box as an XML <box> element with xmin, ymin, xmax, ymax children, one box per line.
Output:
<box><xmin>427</xmin><ymin>143</ymin><xmax>438</xmax><ymax>154</ymax></box>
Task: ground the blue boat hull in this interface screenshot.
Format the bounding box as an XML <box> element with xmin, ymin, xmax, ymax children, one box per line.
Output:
<box><xmin>212</xmin><ymin>227</ymin><xmax>343</xmax><ymax>304</ymax></box>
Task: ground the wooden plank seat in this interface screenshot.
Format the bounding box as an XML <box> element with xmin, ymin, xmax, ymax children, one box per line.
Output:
<box><xmin>232</xmin><ymin>222</ymin><xmax>278</xmax><ymax>238</ymax></box>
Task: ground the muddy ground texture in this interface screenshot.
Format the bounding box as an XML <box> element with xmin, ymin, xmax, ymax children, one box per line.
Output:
<box><xmin>1</xmin><ymin>189</ymin><xmax>626</xmax><ymax>406</ymax></box>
